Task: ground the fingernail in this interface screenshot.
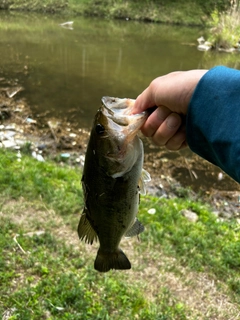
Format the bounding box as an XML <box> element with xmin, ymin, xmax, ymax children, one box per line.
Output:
<box><xmin>166</xmin><ymin>114</ymin><xmax>180</xmax><ymax>129</ymax></box>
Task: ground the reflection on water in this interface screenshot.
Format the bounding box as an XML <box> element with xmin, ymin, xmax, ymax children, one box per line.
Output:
<box><xmin>0</xmin><ymin>12</ymin><xmax>205</xmax><ymax>127</ymax></box>
<box><xmin>0</xmin><ymin>12</ymin><xmax>240</xmax><ymax>129</ymax></box>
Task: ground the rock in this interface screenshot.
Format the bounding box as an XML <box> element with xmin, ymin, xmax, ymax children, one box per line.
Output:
<box><xmin>1</xmin><ymin>140</ymin><xmax>18</xmax><ymax>148</ymax></box>
<box><xmin>180</xmin><ymin>209</ymin><xmax>198</xmax><ymax>222</ymax></box>
<box><xmin>32</xmin><ymin>151</ymin><xmax>45</xmax><ymax>162</ymax></box>
<box><xmin>212</xmin><ymin>211</ymin><xmax>220</xmax><ymax>218</ymax></box>
<box><xmin>148</xmin><ymin>208</ymin><xmax>156</xmax><ymax>215</ymax></box>
<box><xmin>197</xmin><ymin>36</ymin><xmax>205</xmax><ymax>45</ymax></box>
<box><xmin>197</xmin><ymin>43</ymin><xmax>212</xmax><ymax>51</ymax></box>
<box><xmin>219</xmin><ymin>210</ymin><xmax>233</xmax><ymax>220</ymax></box>
<box><xmin>26</xmin><ymin>117</ymin><xmax>37</xmax><ymax>124</ymax></box>
<box><xmin>197</xmin><ymin>36</ymin><xmax>212</xmax><ymax>51</ymax></box>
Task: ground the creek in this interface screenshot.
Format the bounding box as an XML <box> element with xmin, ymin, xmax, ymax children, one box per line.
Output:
<box><xmin>0</xmin><ymin>12</ymin><xmax>219</xmax><ymax>126</ymax></box>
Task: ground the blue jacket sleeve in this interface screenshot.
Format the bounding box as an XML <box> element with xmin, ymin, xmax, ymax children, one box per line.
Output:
<box><xmin>186</xmin><ymin>66</ymin><xmax>240</xmax><ymax>183</ymax></box>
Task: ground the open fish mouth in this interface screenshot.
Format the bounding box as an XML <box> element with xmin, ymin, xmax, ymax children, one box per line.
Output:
<box><xmin>101</xmin><ymin>96</ymin><xmax>147</xmax><ymax>131</ymax></box>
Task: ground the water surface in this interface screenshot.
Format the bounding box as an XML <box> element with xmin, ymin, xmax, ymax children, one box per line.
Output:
<box><xmin>1</xmin><ymin>12</ymin><xmax>239</xmax><ymax>127</ymax></box>
<box><xmin>0</xmin><ymin>12</ymin><xmax>206</xmax><ymax>127</ymax></box>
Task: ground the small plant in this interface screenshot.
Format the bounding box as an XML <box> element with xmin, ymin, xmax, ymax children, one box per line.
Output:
<box><xmin>21</xmin><ymin>141</ymin><xmax>32</xmax><ymax>155</ymax></box>
<box><xmin>208</xmin><ymin>7</ymin><xmax>240</xmax><ymax>49</ymax></box>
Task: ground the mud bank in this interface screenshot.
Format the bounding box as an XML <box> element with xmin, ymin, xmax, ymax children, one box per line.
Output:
<box><xmin>0</xmin><ymin>77</ymin><xmax>239</xmax><ymax>218</ymax></box>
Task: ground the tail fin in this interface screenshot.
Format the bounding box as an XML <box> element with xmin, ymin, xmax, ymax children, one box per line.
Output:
<box><xmin>94</xmin><ymin>248</ymin><xmax>131</xmax><ymax>272</ymax></box>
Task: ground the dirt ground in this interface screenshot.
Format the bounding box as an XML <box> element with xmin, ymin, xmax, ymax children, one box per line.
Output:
<box><xmin>0</xmin><ymin>83</ymin><xmax>239</xmax><ymax>218</ymax></box>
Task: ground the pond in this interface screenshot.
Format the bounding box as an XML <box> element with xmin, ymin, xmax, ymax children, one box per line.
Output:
<box><xmin>0</xmin><ymin>11</ymin><xmax>239</xmax><ymax>199</ymax></box>
<box><xmin>1</xmin><ymin>12</ymin><xmax>240</xmax><ymax>127</ymax></box>
<box><xmin>0</xmin><ymin>13</ymin><xmax>212</xmax><ymax>125</ymax></box>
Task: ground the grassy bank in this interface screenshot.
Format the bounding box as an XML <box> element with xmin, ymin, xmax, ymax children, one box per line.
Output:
<box><xmin>0</xmin><ymin>149</ymin><xmax>239</xmax><ymax>319</ymax></box>
<box><xmin>206</xmin><ymin>8</ymin><xmax>240</xmax><ymax>49</ymax></box>
<box><xmin>0</xmin><ymin>0</ymin><xmax>231</xmax><ymax>25</ymax></box>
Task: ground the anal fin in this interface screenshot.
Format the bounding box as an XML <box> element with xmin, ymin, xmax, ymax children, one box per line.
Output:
<box><xmin>125</xmin><ymin>218</ymin><xmax>144</xmax><ymax>238</ymax></box>
<box><xmin>77</xmin><ymin>210</ymin><xmax>98</xmax><ymax>244</ymax></box>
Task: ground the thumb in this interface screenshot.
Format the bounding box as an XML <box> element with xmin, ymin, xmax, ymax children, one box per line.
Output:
<box><xmin>133</xmin><ymin>70</ymin><xmax>208</xmax><ymax>115</ymax></box>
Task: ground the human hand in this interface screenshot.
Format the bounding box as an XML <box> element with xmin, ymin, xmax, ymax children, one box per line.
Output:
<box><xmin>133</xmin><ymin>70</ymin><xmax>208</xmax><ymax>150</ymax></box>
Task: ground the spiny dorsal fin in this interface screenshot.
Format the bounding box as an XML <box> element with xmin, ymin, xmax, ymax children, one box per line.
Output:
<box><xmin>138</xmin><ymin>168</ymin><xmax>151</xmax><ymax>195</ymax></box>
<box><xmin>125</xmin><ymin>218</ymin><xmax>144</xmax><ymax>238</ymax></box>
<box><xmin>77</xmin><ymin>210</ymin><xmax>98</xmax><ymax>245</ymax></box>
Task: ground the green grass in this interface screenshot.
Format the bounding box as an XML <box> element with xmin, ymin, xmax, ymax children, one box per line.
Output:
<box><xmin>0</xmin><ymin>149</ymin><xmax>239</xmax><ymax>319</ymax></box>
<box><xmin>207</xmin><ymin>8</ymin><xmax>240</xmax><ymax>48</ymax></box>
<box><xmin>0</xmin><ymin>148</ymin><xmax>83</xmax><ymax>215</ymax></box>
<box><xmin>0</xmin><ymin>226</ymin><xmax>189</xmax><ymax>319</ymax></box>
<box><xmin>0</xmin><ymin>0</ymin><xmax>68</xmax><ymax>13</ymax></box>
<box><xmin>1</xmin><ymin>0</ymin><xmax>232</xmax><ymax>26</ymax></box>
<box><xmin>140</xmin><ymin>196</ymin><xmax>240</xmax><ymax>293</ymax></box>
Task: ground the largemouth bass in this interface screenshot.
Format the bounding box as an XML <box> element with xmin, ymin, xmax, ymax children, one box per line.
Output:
<box><xmin>78</xmin><ymin>96</ymin><xmax>150</xmax><ymax>272</ymax></box>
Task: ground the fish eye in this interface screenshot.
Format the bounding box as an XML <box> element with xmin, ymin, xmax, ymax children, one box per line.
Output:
<box><xmin>95</xmin><ymin>124</ymin><xmax>105</xmax><ymax>135</ymax></box>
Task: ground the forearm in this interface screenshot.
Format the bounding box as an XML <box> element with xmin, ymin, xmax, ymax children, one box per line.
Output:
<box><xmin>187</xmin><ymin>66</ymin><xmax>240</xmax><ymax>182</ymax></box>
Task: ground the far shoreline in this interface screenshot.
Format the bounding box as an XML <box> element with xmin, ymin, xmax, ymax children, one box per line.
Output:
<box><xmin>0</xmin><ymin>0</ymin><xmax>231</xmax><ymax>27</ymax></box>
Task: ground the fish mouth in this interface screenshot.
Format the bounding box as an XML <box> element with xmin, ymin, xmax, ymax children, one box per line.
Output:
<box><xmin>101</xmin><ymin>96</ymin><xmax>147</xmax><ymax>139</ymax></box>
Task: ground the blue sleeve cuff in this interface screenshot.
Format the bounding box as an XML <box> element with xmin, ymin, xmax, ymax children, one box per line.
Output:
<box><xmin>187</xmin><ymin>66</ymin><xmax>240</xmax><ymax>182</ymax></box>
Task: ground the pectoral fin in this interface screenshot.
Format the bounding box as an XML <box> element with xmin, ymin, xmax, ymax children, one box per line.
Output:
<box><xmin>138</xmin><ymin>168</ymin><xmax>151</xmax><ymax>195</ymax></box>
<box><xmin>125</xmin><ymin>218</ymin><xmax>144</xmax><ymax>238</ymax></box>
<box><xmin>77</xmin><ymin>209</ymin><xmax>98</xmax><ymax>244</ymax></box>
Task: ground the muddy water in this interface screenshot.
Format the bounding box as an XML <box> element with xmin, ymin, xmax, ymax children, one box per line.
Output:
<box><xmin>0</xmin><ymin>12</ymin><xmax>239</xmax><ymax>196</ymax></box>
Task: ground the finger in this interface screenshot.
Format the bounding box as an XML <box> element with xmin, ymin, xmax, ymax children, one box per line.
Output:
<box><xmin>165</xmin><ymin>126</ymin><xmax>187</xmax><ymax>151</ymax></box>
<box><xmin>141</xmin><ymin>106</ymin><xmax>172</xmax><ymax>137</ymax></box>
<box><xmin>133</xmin><ymin>73</ymin><xmax>182</xmax><ymax>114</ymax></box>
<box><xmin>133</xmin><ymin>87</ymin><xmax>156</xmax><ymax>114</ymax></box>
<box><xmin>150</xmin><ymin>113</ymin><xmax>182</xmax><ymax>146</ymax></box>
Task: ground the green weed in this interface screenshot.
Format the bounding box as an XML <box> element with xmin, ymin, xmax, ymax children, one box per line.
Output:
<box><xmin>208</xmin><ymin>8</ymin><xmax>240</xmax><ymax>48</ymax></box>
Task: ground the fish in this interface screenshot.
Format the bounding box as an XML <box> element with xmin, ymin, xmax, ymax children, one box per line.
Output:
<box><xmin>77</xmin><ymin>96</ymin><xmax>150</xmax><ymax>272</ymax></box>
